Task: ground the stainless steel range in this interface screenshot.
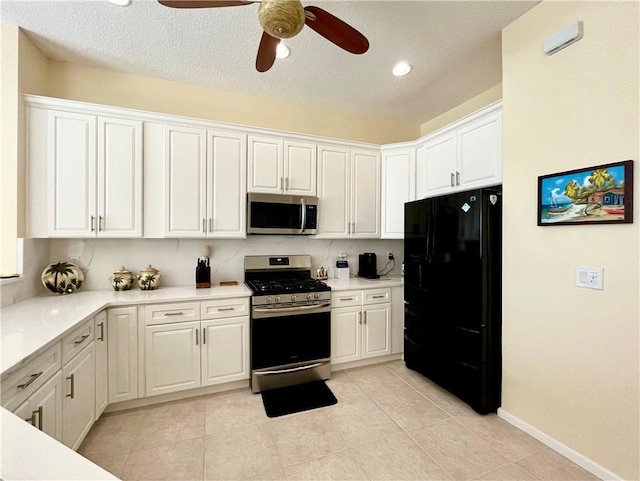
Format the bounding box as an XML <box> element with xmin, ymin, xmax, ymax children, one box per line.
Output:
<box><xmin>245</xmin><ymin>255</ymin><xmax>331</xmax><ymax>393</ymax></box>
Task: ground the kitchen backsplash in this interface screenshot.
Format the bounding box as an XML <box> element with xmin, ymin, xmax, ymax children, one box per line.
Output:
<box><xmin>39</xmin><ymin>237</ymin><xmax>404</xmax><ymax>292</ymax></box>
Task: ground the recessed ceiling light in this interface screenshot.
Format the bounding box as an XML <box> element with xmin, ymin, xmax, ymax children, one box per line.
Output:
<box><xmin>392</xmin><ymin>62</ymin><xmax>412</xmax><ymax>77</ymax></box>
<box><xmin>276</xmin><ymin>42</ymin><xmax>290</xmax><ymax>59</ymax></box>
<box><xmin>108</xmin><ymin>0</ymin><xmax>132</xmax><ymax>6</ymax></box>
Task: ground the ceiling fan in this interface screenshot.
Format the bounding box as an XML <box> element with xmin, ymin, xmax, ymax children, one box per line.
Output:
<box><xmin>157</xmin><ymin>0</ymin><xmax>369</xmax><ymax>72</ymax></box>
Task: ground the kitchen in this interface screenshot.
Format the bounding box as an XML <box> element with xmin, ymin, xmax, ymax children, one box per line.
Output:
<box><xmin>1</xmin><ymin>1</ymin><xmax>639</xmax><ymax>480</ymax></box>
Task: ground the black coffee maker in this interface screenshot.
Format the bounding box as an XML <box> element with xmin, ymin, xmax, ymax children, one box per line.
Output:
<box><xmin>358</xmin><ymin>253</ymin><xmax>379</xmax><ymax>279</ymax></box>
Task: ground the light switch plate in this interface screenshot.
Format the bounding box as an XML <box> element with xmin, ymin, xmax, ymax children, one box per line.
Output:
<box><xmin>575</xmin><ymin>266</ymin><xmax>603</xmax><ymax>290</ymax></box>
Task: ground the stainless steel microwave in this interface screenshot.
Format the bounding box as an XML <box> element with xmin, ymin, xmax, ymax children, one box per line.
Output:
<box><xmin>247</xmin><ymin>193</ymin><xmax>319</xmax><ymax>235</ymax></box>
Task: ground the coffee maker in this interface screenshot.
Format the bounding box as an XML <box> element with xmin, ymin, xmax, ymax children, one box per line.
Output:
<box><xmin>358</xmin><ymin>253</ymin><xmax>379</xmax><ymax>279</ymax></box>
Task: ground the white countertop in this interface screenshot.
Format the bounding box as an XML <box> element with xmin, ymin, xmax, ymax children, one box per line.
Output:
<box><xmin>1</xmin><ymin>284</ymin><xmax>251</xmax><ymax>375</ymax></box>
<box><xmin>1</xmin><ymin>407</ymin><xmax>119</xmax><ymax>481</ymax></box>
<box><xmin>325</xmin><ymin>275</ymin><xmax>404</xmax><ymax>290</ymax></box>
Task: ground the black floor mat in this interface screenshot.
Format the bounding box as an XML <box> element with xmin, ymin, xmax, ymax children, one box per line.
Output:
<box><xmin>260</xmin><ymin>381</ymin><xmax>338</xmax><ymax>418</ymax></box>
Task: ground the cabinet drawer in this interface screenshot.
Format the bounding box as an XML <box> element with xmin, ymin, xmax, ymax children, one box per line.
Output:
<box><xmin>62</xmin><ymin>318</ymin><xmax>95</xmax><ymax>365</ymax></box>
<box><xmin>145</xmin><ymin>302</ymin><xmax>200</xmax><ymax>326</ymax></box>
<box><xmin>1</xmin><ymin>342</ymin><xmax>62</xmax><ymax>411</ymax></box>
<box><xmin>201</xmin><ymin>298</ymin><xmax>250</xmax><ymax>320</ymax></box>
<box><xmin>332</xmin><ymin>290</ymin><xmax>361</xmax><ymax>308</ymax></box>
<box><xmin>363</xmin><ymin>288</ymin><xmax>391</xmax><ymax>305</ymax></box>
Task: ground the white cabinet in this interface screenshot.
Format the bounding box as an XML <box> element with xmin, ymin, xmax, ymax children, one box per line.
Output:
<box><xmin>108</xmin><ymin>306</ymin><xmax>138</xmax><ymax>404</ymax></box>
<box><xmin>381</xmin><ymin>146</ymin><xmax>416</xmax><ymax>239</ymax></box>
<box><xmin>62</xmin><ymin>341</ymin><xmax>95</xmax><ymax>450</ymax></box>
<box><xmin>143</xmin><ymin>298</ymin><xmax>250</xmax><ymax>397</ymax></box>
<box><xmin>418</xmin><ymin>103</ymin><xmax>502</xmax><ymax>198</ymax></box>
<box><xmin>28</xmin><ymin>108</ymin><xmax>143</xmax><ymax>237</ymax></box>
<box><xmin>248</xmin><ymin>135</ymin><xmax>317</xmax><ymax>195</ymax></box>
<box><xmin>13</xmin><ymin>371</ymin><xmax>64</xmax><ymax>442</ymax></box>
<box><xmin>316</xmin><ymin>145</ymin><xmax>380</xmax><ymax>238</ymax></box>
<box><xmin>331</xmin><ymin>289</ymin><xmax>391</xmax><ymax>365</ymax></box>
<box><xmin>94</xmin><ymin>311</ymin><xmax>108</xmax><ymax>418</ymax></box>
<box><xmin>163</xmin><ymin>125</ymin><xmax>246</xmax><ymax>238</ymax></box>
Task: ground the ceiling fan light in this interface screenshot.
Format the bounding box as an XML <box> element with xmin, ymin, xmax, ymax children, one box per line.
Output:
<box><xmin>276</xmin><ymin>42</ymin><xmax>291</xmax><ymax>59</ymax></box>
<box><xmin>108</xmin><ymin>0</ymin><xmax>132</xmax><ymax>6</ymax></box>
<box><xmin>258</xmin><ymin>0</ymin><xmax>305</xmax><ymax>39</ymax></box>
<box><xmin>392</xmin><ymin>62</ymin><xmax>412</xmax><ymax>77</ymax></box>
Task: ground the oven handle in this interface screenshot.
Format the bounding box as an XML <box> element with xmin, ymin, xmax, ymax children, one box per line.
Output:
<box><xmin>300</xmin><ymin>197</ymin><xmax>307</xmax><ymax>233</ymax></box>
<box><xmin>253</xmin><ymin>302</ymin><xmax>331</xmax><ymax>314</ymax></box>
<box><xmin>255</xmin><ymin>362</ymin><xmax>326</xmax><ymax>376</ymax></box>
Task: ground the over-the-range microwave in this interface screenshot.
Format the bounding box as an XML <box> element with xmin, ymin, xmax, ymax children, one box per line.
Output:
<box><xmin>247</xmin><ymin>193</ymin><xmax>318</xmax><ymax>235</ymax></box>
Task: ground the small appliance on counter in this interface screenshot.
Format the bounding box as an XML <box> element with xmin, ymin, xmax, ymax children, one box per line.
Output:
<box><xmin>196</xmin><ymin>246</ymin><xmax>211</xmax><ymax>288</ymax></box>
<box><xmin>335</xmin><ymin>252</ymin><xmax>349</xmax><ymax>280</ymax></box>
<box><xmin>358</xmin><ymin>253</ymin><xmax>379</xmax><ymax>279</ymax></box>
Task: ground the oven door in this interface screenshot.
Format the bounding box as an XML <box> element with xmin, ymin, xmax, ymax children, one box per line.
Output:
<box><xmin>251</xmin><ymin>302</ymin><xmax>331</xmax><ymax>392</ymax></box>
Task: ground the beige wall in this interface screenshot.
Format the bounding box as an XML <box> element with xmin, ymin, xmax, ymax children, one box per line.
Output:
<box><xmin>46</xmin><ymin>61</ymin><xmax>418</xmax><ymax>144</ymax></box>
<box><xmin>501</xmin><ymin>2</ymin><xmax>639</xmax><ymax>479</ymax></box>
<box><xmin>419</xmin><ymin>84</ymin><xmax>502</xmax><ymax>137</ymax></box>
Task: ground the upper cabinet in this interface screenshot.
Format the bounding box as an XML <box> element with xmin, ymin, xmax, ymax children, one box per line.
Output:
<box><xmin>247</xmin><ymin>135</ymin><xmax>317</xmax><ymax>196</ymax></box>
<box><xmin>27</xmin><ymin>107</ymin><xmax>143</xmax><ymax>238</ymax></box>
<box><xmin>381</xmin><ymin>146</ymin><xmax>416</xmax><ymax>239</ymax></box>
<box><xmin>316</xmin><ymin>145</ymin><xmax>380</xmax><ymax>238</ymax></box>
<box><xmin>161</xmin><ymin>124</ymin><xmax>247</xmax><ymax>238</ymax></box>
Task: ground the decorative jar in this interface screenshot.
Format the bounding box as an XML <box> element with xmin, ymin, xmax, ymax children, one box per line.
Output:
<box><xmin>109</xmin><ymin>266</ymin><xmax>135</xmax><ymax>291</ymax></box>
<box><xmin>41</xmin><ymin>261</ymin><xmax>85</xmax><ymax>295</ymax></box>
<box><xmin>137</xmin><ymin>264</ymin><xmax>160</xmax><ymax>290</ymax></box>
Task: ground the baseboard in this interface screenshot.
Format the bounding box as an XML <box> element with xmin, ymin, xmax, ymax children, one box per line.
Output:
<box><xmin>497</xmin><ymin>408</ymin><xmax>622</xmax><ymax>481</ymax></box>
<box><xmin>331</xmin><ymin>353</ymin><xmax>403</xmax><ymax>372</ymax></box>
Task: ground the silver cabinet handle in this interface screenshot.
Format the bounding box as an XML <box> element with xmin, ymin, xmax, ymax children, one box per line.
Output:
<box><xmin>280</xmin><ymin>176</ymin><xmax>284</xmax><ymax>191</ymax></box>
<box><xmin>202</xmin><ymin>218</ymin><xmax>206</xmax><ymax>233</ymax></box>
<box><xmin>358</xmin><ymin>311</ymin><xmax>362</xmax><ymax>324</ymax></box>
<box><xmin>450</xmin><ymin>172</ymin><xmax>455</xmax><ymax>187</ymax></box>
<box><xmin>202</xmin><ymin>327</ymin><xmax>206</xmax><ymax>345</ymax></box>
<box><xmin>300</xmin><ymin>197</ymin><xmax>306</xmax><ymax>232</ymax></box>
<box><xmin>209</xmin><ymin>218</ymin><xmax>212</xmax><ymax>233</ymax></box>
<box><xmin>99</xmin><ymin>215</ymin><xmax>104</xmax><ymax>231</ymax></box>
<box><xmin>340</xmin><ymin>297</ymin><xmax>354</xmax><ymax>301</ymax></box>
<box><xmin>66</xmin><ymin>374</ymin><xmax>75</xmax><ymax>399</ymax></box>
<box><xmin>17</xmin><ymin>371</ymin><xmax>43</xmax><ymax>389</ymax></box>
<box><xmin>256</xmin><ymin>362</ymin><xmax>325</xmax><ymax>376</ymax></box>
<box><xmin>25</xmin><ymin>411</ymin><xmax>36</xmax><ymax>425</ymax></box>
<box><xmin>36</xmin><ymin>406</ymin><xmax>43</xmax><ymax>430</ymax></box>
<box><xmin>98</xmin><ymin>321</ymin><xmax>105</xmax><ymax>341</ymax></box>
<box><xmin>164</xmin><ymin>312</ymin><xmax>184</xmax><ymax>316</ymax></box>
<box><xmin>217</xmin><ymin>307</ymin><xmax>234</xmax><ymax>311</ymax></box>
<box><xmin>352</xmin><ymin>222</ymin><xmax>355</xmax><ymax>234</ymax></box>
<box><xmin>456</xmin><ymin>171</ymin><xmax>460</xmax><ymax>185</ymax></box>
<box><xmin>285</xmin><ymin>177</ymin><xmax>289</xmax><ymax>191</ymax></box>
<box><xmin>348</xmin><ymin>223</ymin><xmax>351</xmax><ymax>234</ymax></box>
<box><xmin>74</xmin><ymin>334</ymin><xmax>90</xmax><ymax>345</ymax></box>
<box><xmin>90</xmin><ymin>215</ymin><xmax>95</xmax><ymax>232</ymax></box>
<box><xmin>363</xmin><ymin>311</ymin><xmax>367</xmax><ymax>324</ymax></box>
<box><xmin>372</xmin><ymin>295</ymin><xmax>385</xmax><ymax>299</ymax></box>
<box><xmin>195</xmin><ymin>329</ymin><xmax>199</xmax><ymax>346</ymax></box>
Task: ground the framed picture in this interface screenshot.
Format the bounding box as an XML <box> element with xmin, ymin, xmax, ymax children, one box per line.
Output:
<box><xmin>538</xmin><ymin>160</ymin><xmax>633</xmax><ymax>226</ymax></box>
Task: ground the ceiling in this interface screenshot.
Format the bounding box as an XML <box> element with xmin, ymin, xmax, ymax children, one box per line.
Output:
<box><xmin>1</xmin><ymin>0</ymin><xmax>539</xmax><ymax>126</ymax></box>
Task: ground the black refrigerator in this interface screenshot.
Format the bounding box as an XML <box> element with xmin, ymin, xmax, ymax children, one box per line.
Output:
<box><xmin>404</xmin><ymin>186</ymin><xmax>502</xmax><ymax>414</ymax></box>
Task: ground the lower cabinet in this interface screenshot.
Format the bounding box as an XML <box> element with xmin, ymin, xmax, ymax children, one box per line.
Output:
<box><xmin>94</xmin><ymin>311</ymin><xmax>108</xmax><ymax>418</ymax></box>
<box><xmin>143</xmin><ymin>299</ymin><xmax>250</xmax><ymax>397</ymax></box>
<box><xmin>62</xmin><ymin>341</ymin><xmax>96</xmax><ymax>450</ymax></box>
<box><xmin>108</xmin><ymin>306</ymin><xmax>138</xmax><ymax>403</ymax></box>
<box><xmin>331</xmin><ymin>289</ymin><xmax>391</xmax><ymax>365</ymax></box>
<box><xmin>12</xmin><ymin>371</ymin><xmax>64</xmax><ymax>442</ymax></box>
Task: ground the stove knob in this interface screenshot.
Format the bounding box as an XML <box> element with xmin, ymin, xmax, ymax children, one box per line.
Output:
<box><xmin>266</xmin><ymin>296</ymin><xmax>272</xmax><ymax>303</ymax></box>
<box><xmin>275</xmin><ymin>296</ymin><xmax>281</xmax><ymax>303</ymax></box>
<box><xmin>314</xmin><ymin>293</ymin><xmax>320</xmax><ymax>300</ymax></box>
<box><xmin>306</xmin><ymin>294</ymin><xmax>313</xmax><ymax>300</ymax></box>
<box><xmin>291</xmin><ymin>295</ymin><xmax>297</xmax><ymax>302</ymax></box>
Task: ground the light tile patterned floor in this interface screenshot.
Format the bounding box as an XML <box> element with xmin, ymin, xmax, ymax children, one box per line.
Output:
<box><xmin>79</xmin><ymin>361</ymin><xmax>599</xmax><ymax>481</ymax></box>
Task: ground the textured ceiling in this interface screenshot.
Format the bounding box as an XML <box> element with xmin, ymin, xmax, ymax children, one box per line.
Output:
<box><xmin>1</xmin><ymin>0</ymin><xmax>539</xmax><ymax>125</ymax></box>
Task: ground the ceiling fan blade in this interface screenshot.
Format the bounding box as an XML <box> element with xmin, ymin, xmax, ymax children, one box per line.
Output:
<box><xmin>158</xmin><ymin>0</ymin><xmax>255</xmax><ymax>8</ymax></box>
<box><xmin>303</xmin><ymin>6</ymin><xmax>369</xmax><ymax>54</ymax></box>
<box><xmin>256</xmin><ymin>31</ymin><xmax>279</xmax><ymax>72</ymax></box>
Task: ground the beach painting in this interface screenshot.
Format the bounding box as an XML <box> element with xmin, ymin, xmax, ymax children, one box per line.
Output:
<box><xmin>538</xmin><ymin>160</ymin><xmax>633</xmax><ymax>226</ymax></box>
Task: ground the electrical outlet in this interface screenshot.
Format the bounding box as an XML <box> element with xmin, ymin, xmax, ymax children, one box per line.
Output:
<box><xmin>387</xmin><ymin>251</ymin><xmax>394</xmax><ymax>260</ymax></box>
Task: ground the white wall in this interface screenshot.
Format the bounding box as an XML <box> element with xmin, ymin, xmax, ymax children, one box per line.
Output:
<box><xmin>0</xmin><ymin>238</ymin><xmax>51</xmax><ymax>307</ymax></box>
<box><xmin>47</xmin><ymin>238</ymin><xmax>403</xmax><ymax>291</ymax></box>
<box><xmin>501</xmin><ymin>2</ymin><xmax>639</xmax><ymax>479</ymax></box>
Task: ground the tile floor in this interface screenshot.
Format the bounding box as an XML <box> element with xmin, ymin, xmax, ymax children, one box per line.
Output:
<box><xmin>78</xmin><ymin>361</ymin><xmax>599</xmax><ymax>481</ymax></box>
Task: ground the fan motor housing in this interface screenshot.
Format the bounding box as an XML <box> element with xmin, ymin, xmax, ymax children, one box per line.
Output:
<box><xmin>258</xmin><ymin>0</ymin><xmax>306</xmax><ymax>39</ymax></box>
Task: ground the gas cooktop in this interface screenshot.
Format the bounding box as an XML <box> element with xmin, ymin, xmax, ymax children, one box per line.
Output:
<box><xmin>245</xmin><ymin>278</ymin><xmax>330</xmax><ymax>296</ymax></box>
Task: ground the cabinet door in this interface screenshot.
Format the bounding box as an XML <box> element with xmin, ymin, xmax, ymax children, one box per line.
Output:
<box><xmin>108</xmin><ymin>307</ymin><xmax>138</xmax><ymax>403</ymax></box>
<box><xmin>164</xmin><ymin>124</ymin><xmax>207</xmax><ymax>237</ymax></box>
<box><xmin>201</xmin><ymin>317</ymin><xmax>249</xmax><ymax>386</ymax></box>
<box><xmin>362</xmin><ymin>304</ymin><xmax>391</xmax><ymax>359</ymax></box>
<box><xmin>62</xmin><ymin>342</ymin><xmax>96</xmax><ymax>450</ymax></box>
<box><xmin>97</xmin><ymin>117</ymin><xmax>143</xmax><ymax>237</ymax></box>
<box><xmin>13</xmin><ymin>371</ymin><xmax>63</xmax><ymax>442</ymax></box>
<box><xmin>316</xmin><ymin>145</ymin><xmax>350</xmax><ymax>238</ymax></box>
<box><xmin>381</xmin><ymin>148</ymin><xmax>415</xmax><ymax>239</ymax></box>
<box><xmin>415</xmin><ymin>142</ymin><xmax>429</xmax><ymax>200</ymax></box>
<box><xmin>47</xmin><ymin>110</ymin><xmax>96</xmax><ymax>237</ymax></box>
<box><xmin>331</xmin><ymin>306</ymin><xmax>362</xmax><ymax>365</ymax></box>
<box><xmin>207</xmin><ymin>130</ymin><xmax>247</xmax><ymax>238</ymax></box>
<box><xmin>284</xmin><ymin>140</ymin><xmax>317</xmax><ymax>196</ymax></box>
<box><xmin>247</xmin><ymin>135</ymin><xmax>283</xmax><ymax>193</ymax></box>
<box><xmin>94</xmin><ymin>311</ymin><xmax>109</xmax><ymax>418</ymax></box>
<box><xmin>351</xmin><ymin>149</ymin><xmax>381</xmax><ymax>238</ymax></box>
<box><xmin>422</xmin><ymin>131</ymin><xmax>457</xmax><ymax>198</ymax></box>
<box><xmin>457</xmin><ymin>108</ymin><xmax>502</xmax><ymax>190</ymax></box>
<box><xmin>145</xmin><ymin>321</ymin><xmax>201</xmax><ymax>397</ymax></box>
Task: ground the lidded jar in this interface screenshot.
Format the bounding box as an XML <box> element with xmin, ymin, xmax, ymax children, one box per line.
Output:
<box><xmin>137</xmin><ymin>264</ymin><xmax>160</xmax><ymax>290</ymax></box>
<box><xmin>110</xmin><ymin>266</ymin><xmax>134</xmax><ymax>291</ymax></box>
